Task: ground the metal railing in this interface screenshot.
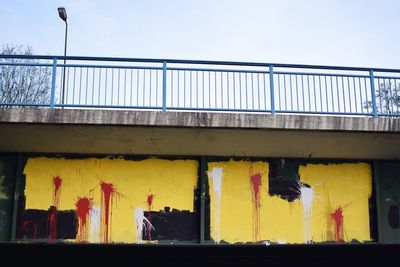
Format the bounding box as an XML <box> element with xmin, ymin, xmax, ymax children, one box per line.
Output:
<box><xmin>1</xmin><ymin>55</ymin><xmax>399</xmax><ymax>117</ymax></box>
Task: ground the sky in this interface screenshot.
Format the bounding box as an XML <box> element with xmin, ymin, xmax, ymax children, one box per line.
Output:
<box><xmin>1</xmin><ymin>0</ymin><xmax>400</xmax><ymax>69</ymax></box>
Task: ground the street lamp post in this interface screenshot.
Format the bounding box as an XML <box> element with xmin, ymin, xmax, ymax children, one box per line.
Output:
<box><xmin>58</xmin><ymin>7</ymin><xmax>68</xmax><ymax>107</ymax></box>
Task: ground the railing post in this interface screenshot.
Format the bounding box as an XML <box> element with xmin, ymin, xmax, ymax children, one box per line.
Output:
<box><xmin>369</xmin><ymin>69</ymin><xmax>377</xmax><ymax>117</ymax></box>
<box><xmin>269</xmin><ymin>65</ymin><xmax>275</xmax><ymax>114</ymax></box>
<box><xmin>50</xmin><ymin>57</ymin><xmax>57</xmax><ymax>109</ymax></box>
<box><xmin>162</xmin><ymin>61</ymin><xmax>167</xmax><ymax>111</ymax></box>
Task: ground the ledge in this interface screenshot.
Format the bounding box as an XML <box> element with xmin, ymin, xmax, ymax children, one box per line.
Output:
<box><xmin>0</xmin><ymin>108</ymin><xmax>400</xmax><ymax>132</ymax></box>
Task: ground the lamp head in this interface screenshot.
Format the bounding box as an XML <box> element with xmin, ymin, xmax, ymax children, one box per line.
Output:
<box><xmin>58</xmin><ymin>7</ymin><xmax>67</xmax><ymax>22</ymax></box>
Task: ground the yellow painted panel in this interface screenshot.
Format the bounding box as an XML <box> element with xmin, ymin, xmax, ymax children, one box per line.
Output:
<box><xmin>299</xmin><ymin>163</ymin><xmax>372</xmax><ymax>243</ymax></box>
<box><xmin>208</xmin><ymin>160</ymin><xmax>271</xmax><ymax>243</ymax></box>
<box><xmin>208</xmin><ymin>161</ymin><xmax>372</xmax><ymax>244</ymax></box>
<box><xmin>23</xmin><ymin>157</ymin><xmax>198</xmax><ymax>243</ymax></box>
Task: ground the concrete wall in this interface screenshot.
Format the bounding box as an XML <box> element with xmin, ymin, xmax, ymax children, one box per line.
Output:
<box><xmin>0</xmin><ymin>109</ymin><xmax>400</xmax><ymax>159</ymax></box>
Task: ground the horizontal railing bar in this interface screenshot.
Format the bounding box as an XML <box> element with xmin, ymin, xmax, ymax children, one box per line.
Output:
<box><xmin>55</xmin><ymin>104</ymin><xmax>163</xmax><ymax>109</ymax></box>
<box><xmin>374</xmin><ymin>75</ymin><xmax>400</xmax><ymax>80</ymax></box>
<box><xmin>0</xmin><ymin>103</ymin><xmax>49</xmax><ymax>106</ymax></box>
<box><xmin>56</xmin><ymin>64</ymin><xmax>163</xmax><ymax>70</ymax></box>
<box><xmin>0</xmin><ymin>62</ymin><xmax>53</xmax><ymax>67</ymax></box>
<box><xmin>167</xmin><ymin>67</ymin><xmax>268</xmax><ymax>74</ymax></box>
<box><xmin>0</xmin><ymin>62</ymin><xmax>163</xmax><ymax>70</ymax></box>
<box><xmin>275</xmin><ymin>110</ymin><xmax>371</xmax><ymax>116</ymax></box>
<box><xmin>376</xmin><ymin>113</ymin><xmax>400</xmax><ymax>116</ymax></box>
<box><xmin>274</xmin><ymin>71</ymin><xmax>370</xmax><ymax>78</ymax></box>
<box><xmin>168</xmin><ymin>107</ymin><xmax>272</xmax><ymax>113</ymax></box>
<box><xmin>1</xmin><ymin>54</ymin><xmax>400</xmax><ymax>73</ymax></box>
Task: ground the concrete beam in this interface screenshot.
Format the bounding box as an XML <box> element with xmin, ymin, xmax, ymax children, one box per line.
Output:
<box><xmin>0</xmin><ymin>123</ymin><xmax>399</xmax><ymax>159</ymax></box>
<box><xmin>0</xmin><ymin>108</ymin><xmax>399</xmax><ymax>132</ymax></box>
<box><xmin>1</xmin><ymin>108</ymin><xmax>399</xmax><ymax>159</ymax></box>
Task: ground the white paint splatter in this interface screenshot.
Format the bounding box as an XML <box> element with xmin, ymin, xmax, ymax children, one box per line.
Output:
<box><xmin>134</xmin><ymin>207</ymin><xmax>154</xmax><ymax>244</ymax></box>
<box><xmin>89</xmin><ymin>205</ymin><xmax>100</xmax><ymax>243</ymax></box>
<box><xmin>300</xmin><ymin>186</ymin><xmax>314</xmax><ymax>213</ymax></box>
<box><xmin>208</xmin><ymin>167</ymin><xmax>223</xmax><ymax>244</ymax></box>
<box><xmin>298</xmin><ymin>183</ymin><xmax>314</xmax><ymax>244</ymax></box>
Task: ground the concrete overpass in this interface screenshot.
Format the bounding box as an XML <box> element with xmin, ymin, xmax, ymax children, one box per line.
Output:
<box><xmin>1</xmin><ymin>108</ymin><xmax>399</xmax><ymax>159</ymax></box>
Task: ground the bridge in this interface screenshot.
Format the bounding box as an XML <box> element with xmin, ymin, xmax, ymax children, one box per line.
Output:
<box><xmin>0</xmin><ymin>55</ymin><xmax>400</xmax><ymax>265</ymax></box>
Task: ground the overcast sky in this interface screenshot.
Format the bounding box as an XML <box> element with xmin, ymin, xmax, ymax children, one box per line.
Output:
<box><xmin>1</xmin><ymin>0</ymin><xmax>400</xmax><ymax>68</ymax></box>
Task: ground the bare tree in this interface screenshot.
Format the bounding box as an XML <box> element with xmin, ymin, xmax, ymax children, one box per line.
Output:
<box><xmin>365</xmin><ymin>80</ymin><xmax>400</xmax><ymax>114</ymax></box>
<box><xmin>0</xmin><ymin>44</ymin><xmax>51</xmax><ymax>107</ymax></box>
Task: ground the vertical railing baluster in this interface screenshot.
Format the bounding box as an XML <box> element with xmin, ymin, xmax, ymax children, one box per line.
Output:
<box><xmin>50</xmin><ymin>57</ymin><xmax>57</xmax><ymax>109</ymax></box>
<box><xmin>79</xmin><ymin>67</ymin><xmax>82</xmax><ymax>105</ymax></box>
<box><xmin>72</xmin><ymin>67</ymin><xmax>76</xmax><ymax>105</ymax></box>
<box><xmin>283</xmin><ymin>74</ymin><xmax>287</xmax><ymax>111</ymax></box>
<box><xmin>389</xmin><ymin>78</ymin><xmax>395</xmax><ymax>114</ymax></box>
<box><xmin>162</xmin><ymin>61</ymin><xmax>167</xmax><ymax>111</ymax></box>
<box><xmin>156</xmin><ymin>70</ymin><xmax>159</xmax><ymax>107</ymax></box>
<box><xmin>369</xmin><ymin>70</ymin><xmax>377</xmax><ymax>117</ymax></box>
<box><xmin>98</xmin><ymin>68</ymin><xmax>102</xmax><ymax>106</ymax></box>
<box><xmin>330</xmin><ymin>76</ymin><xmax>335</xmax><ymax>112</ymax></box>
<box><xmin>269</xmin><ymin>65</ymin><xmax>275</xmax><ymax>114</ymax></box>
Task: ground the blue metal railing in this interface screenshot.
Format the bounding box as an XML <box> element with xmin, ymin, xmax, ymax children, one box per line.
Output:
<box><xmin>0</xmin><ymin>55</ymin><xmax>399</xmax><ymax>117</ymax></box>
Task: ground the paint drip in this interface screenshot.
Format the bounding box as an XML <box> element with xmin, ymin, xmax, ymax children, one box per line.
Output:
<box><xmin>145</xmin><ymin>194</ymin><xmax>154</xmax><ymax>240</ymax></box>
<box><xmin>48</xmin><ymin>206</ymin><xmax>58</xmax><ymax>242</ymax></box>
<box><xmin>298</xmin><ymin>182</ymin><xmax>314</xmax><ymax>243</ymax></box>
<box><xmin>134</xmin><ymin>207</ymin><xmax>155</xmax><ymax>244</ymax></box>
<box><xmin>89</xmin><ymin>206</ymin><xmax>101</xmax><ymax>243</ymax></box>
<box><xmin>147</xmin><ymin>194</ymin><xmax>154</xmax><ymax>210</ymax></box>
<box><xmin>331</xmin><ymin>207</ymin><xmax>344</xmax><ymax>242</ymax></box>
<box><xmin>208</xmin><ymin>167</ymin><xmax>223</xmax><ymax>244</ymax></box>
<box><xmin>100</xmin><ymin>181</ymin><xmax>116</xmax><ymax>243</ymax></box>
<box><xmin>52</xmin><ymin>176</ymin><xmax>62</xmax><ymax>208</ymax></box>
<box><xmin>250</xmin><ymin>173</ymin><xmax>262</xmax><ymax>242</ymax></box>
<box><xmin>75</xmin><ymin>197</ymin><xmax>92</xmax><ymax>243</ymax></box>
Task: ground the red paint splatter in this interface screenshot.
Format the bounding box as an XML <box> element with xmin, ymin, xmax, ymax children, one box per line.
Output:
<box><xmin>250</xmin><ymin>173</ymin><xmax>262</xmax><ymax>242</ymax></box>
<box><xmin>331</xmin><ymin>207</ymin><xmax>344</xmax><ymax>242</ymax></box>
<box><xmin>147</xmin><ymin>194</ymin><xmax>154</xmax><ymax>210</ymax></box>
<box><xmin>100</xmin><ymin>181</ymin><xmax>116</xmax><ymax>243</ymax></box>
<box><xmin>22</xmin><ymin>221</ymin><xmax>37</xmax><ymax>240</ymax></box>
<box><xmin>250</xmin><ymin>174</ymin><xmax>262</xmax><ymax>203</ymax></box>
<box><xmin>52</xmin><ymin>176</ymin><xmax>62</xmax><ymax>208</ymax></box>
<box><xmin>75</xmin><ymin>197</ymin><xmax>92</xmax><ymax>243</ymax></box>
<box><xmin>48</xmin><ymin>206</ymin><xmax>58</xmax><ymax>242</ymax></box>
<box><xmin>145</xmin><ymin>194</ymin><xmax>154</xmax><ymax>240</ymax></box>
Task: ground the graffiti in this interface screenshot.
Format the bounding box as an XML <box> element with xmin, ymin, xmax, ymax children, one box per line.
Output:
<box><xmin>143</xmin><ymin>208</ymin><xmax>197</xmax><ymax>241</ymax></box>
<box><xmin>76</xmin><ymin>197</ymin><xmax>92</xmax><ymax>243</ymax></box>
<box><xmin>89</xmin><ymin>206</ymin><xmax>101</xmax><ymax>243</ymax></box>
<box><xmin>145</xmin><ymin>194</ymin><xmax>154</xmax><ymax>240</ymax></box>
<box><xmin>19</xmin><ymin>208</ymin><xmax>77</xmax><ymax>240</ymax></box>
<box><xmin>208</xmin><ymin>161</ymin><xmax>269</xmax><ymax>244</ymax></box>
<box><xmin>208</xmin><ymin>167</ymin><xmax>223</xmax><ymax>244</ymax></box>
<box><xmin>331</xmin><ymin>206</ymin><xmax>344</xmax><ymax>242</ymax></box>
<box><xmin>208</xmin><ymin>160</ymin><xmax>372</xmax><ymax>244</ymax></box>
<box><xmin>17</xmin><ymin>156</ymin><xmax>373</xmax><ymax>245</ymax></box>
<box><xmin>19</xmin><ymin>157</ymin><xmax>199</xmax><ymax>244</ymax></box>
<box><xmin>100</xmin><ymin>181</ymin><xmax>117</xmax><ymax>243</ymax></box>
<box><xmin>134</xmin><ymin>207</ymin><xmax>152</xmax><ymax>243</ymax></box>
<box><xmin>52</xmin><ymin>176</ymin><xmax>62</xmax><ymax>208</ymax></box>
<box><xmin>295</xmin><ymin>182</ymin><xmax>314</xmax><ymax>243</ymax></box>
<box><xmin>47</xmin><ymin>206</ymin><xmax>58</xmax><ymax>241</ymax></box>
<box><xmin>249</xmin><ymin>172</ymin><xmax>262</xmax><ymax>242</ymax></box>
